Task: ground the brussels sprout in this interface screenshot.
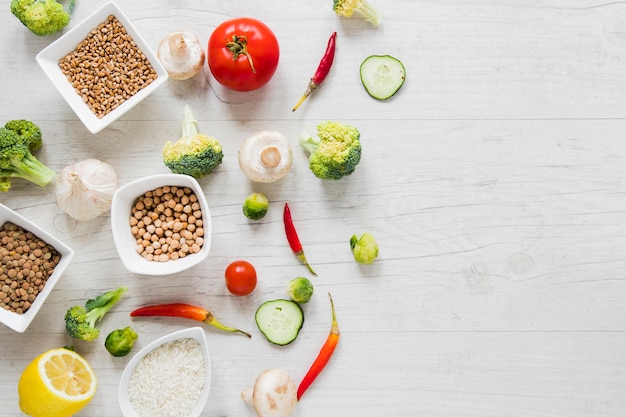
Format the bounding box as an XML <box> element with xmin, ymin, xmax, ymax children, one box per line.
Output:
<box><xmin>104</xmin><ymin>327</ymin><xmax>138</xmax><ymax>357</ymax></box>
<box><xmin>286</xmin><ymin>277</ymin><xmax>314</xmax><ymax>304</ymax></box>
<box><xmin>350</xmin><ymin>232</ymin><xmax>379</xmax><ymax>265</ymax></box>
<box><xmin>243</xmin><ymin>192</ymin><xmax>269</xmax><ymax>220</ymax></box>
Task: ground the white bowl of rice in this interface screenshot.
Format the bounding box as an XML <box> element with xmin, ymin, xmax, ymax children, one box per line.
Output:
<box><xmin>119</xmin><ymin>327</ymin><xmax>211</xmax><ymax>417</ymax></box>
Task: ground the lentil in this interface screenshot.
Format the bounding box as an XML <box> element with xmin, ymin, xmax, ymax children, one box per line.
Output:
<box><xmin>58</xmin><ymin>15</ymin><xmax>158</xmax><ymax>119</ymax></box>
<box><xmin>130</xmin><ymin>187</ymin><xmax>204</xmax><ymax>262</ymax></box>
<box><xmin>0</xmin><ymin>222</ymin><xmax>62</xmax><ymax>314</ymax></box>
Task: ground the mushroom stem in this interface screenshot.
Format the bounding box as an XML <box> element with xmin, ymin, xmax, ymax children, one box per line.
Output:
<box><xmin>168</xmin><ymin>34</ymin><xmax>188</xmax><ymax>63</ymax></box>
<box><xmin>260</xmin><ymin>145</ymin><xmax>281</xmax><ymax>168</ymax></box>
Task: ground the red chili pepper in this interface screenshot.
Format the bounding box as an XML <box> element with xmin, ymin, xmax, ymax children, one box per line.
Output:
<box><xmin>292</xmin><ymin>32</ymin><xmax>337</xmax><ymax>111</ymax></box>
<box><xmin>283</xmin><ymin>202</ymin><xmax>316</xmax><ymax>275</ymax></box>
<box><xmin>297</xmin><ymin>293</ymin><xmax>340</xmax><ymax>400</ymax></box>
<box><xmin>130</xmin><ymin>303</ymin><xmax>251</xmax><ymax>338</ymax></box>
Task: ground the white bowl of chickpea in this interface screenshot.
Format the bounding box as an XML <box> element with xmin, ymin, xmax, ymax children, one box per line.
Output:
<box><xmin>35</xmin><ymin>2</ymin><xmax>169</xmax><ymax>134</ymax></box>
<box><xmin>0</xmin><ymin>204</ymin><xmax>75</xmax><ymax>333</ymax></box>
<box><xmin>111</xmin><ymin>174</ymin><xmax>212</xmax><ymax>276</ymax></box>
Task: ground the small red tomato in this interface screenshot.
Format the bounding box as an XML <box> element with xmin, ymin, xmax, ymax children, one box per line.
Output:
<box><xmin>225</xmin><ymin>260</ymin><xmax>257</xmax><ymax>296</ymax></box>
<box><xmin>207</xmin><ymin>17</ymin><xmax>280</xmax><ymax>91</ymax></box>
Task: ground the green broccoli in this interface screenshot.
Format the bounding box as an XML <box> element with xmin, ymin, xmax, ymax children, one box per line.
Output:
<box><xmin>105</xmin><ymin>327</ymin><xmax>138</xmax><ymax>357</ymax></box>
<box><xmin>64</xmin><ymin>286</ymin><xmax>128</xmax><ymax>342</ymax></box>
<box><xmin>333</xmin><ymin>0</ymin><xmax>381</xmax><ymax>26</ymax></box>
<box><xmin>299</xmin><ymin>121</ymin><xmax>362</xmax><ymax>180</ymax></box>
<box><xmin>0</xmin><ymin>120</ymin><xmax>55</xmax><ymax>192</ymax></box>
<box><xmin>287</xmin><ymin>277</ymin><xmax>314</xmax><ymax>304</ymax></box>
<box><xmin>162</xmin><ymin>105</ymin><xmax>224</xmax><ymax>178</ymax></box>
<box><xmin>11</xmin><ymin>0</ymin><xmax>76</xmax><ymax>36</ymax></box>
<box><xmin>243</xmin><ymin>192</ymin><xmax>269</xmax><ymax>220</ymax></box>
<box><xmin>350</xmin><ymin>232</ymin><xmax>379</xmax><ymax>264</ymax></box>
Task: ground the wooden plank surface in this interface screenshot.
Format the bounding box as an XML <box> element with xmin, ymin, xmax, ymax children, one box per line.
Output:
<box><xmin>1</xmin><ymin>1</ymin><xmax>626</xmax><ymax>416</ymax></box>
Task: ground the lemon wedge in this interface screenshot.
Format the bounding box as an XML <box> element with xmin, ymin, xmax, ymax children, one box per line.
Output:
<box><xmin>18</xmin><ymin>348</ymin><xmax>97</xmax><ymax>417</ymax></box>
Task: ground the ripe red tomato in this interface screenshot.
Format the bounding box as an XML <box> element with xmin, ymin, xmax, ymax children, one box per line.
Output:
<box><xmin>207</xmin><ymin>17</ymin><xmax>280</xmax><ymax>92</ymax></box>
<box><xmin>225</xmin><ymin>260</ymin><xmax>257</xmax><ymax>296</ymax></box>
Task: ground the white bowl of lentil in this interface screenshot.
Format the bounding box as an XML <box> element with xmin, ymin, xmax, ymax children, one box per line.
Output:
<box><xmin>0</xmin><ymin>204</ymin><xmax>75</xmax><ymax>333</ymax></box>
<box><xmin>119</xmin><ymin>327</ymin><xmax>211</xmax><ymax>417</ymax></box>
<box><xmin>35</xmin><ymin>1</ymin><xmax>169</xmax><ymax>134</ymax></box>
<box><xmin>111</xmin><ymin>174</ymin><xmax>212</xmax><ymax>276</ymax></box>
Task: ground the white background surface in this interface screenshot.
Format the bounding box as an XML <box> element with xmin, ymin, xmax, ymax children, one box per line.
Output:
<box><xmin>1</xmin><ymin>1</ymin><xmax>626</xmax><ymax>416</ymax></box>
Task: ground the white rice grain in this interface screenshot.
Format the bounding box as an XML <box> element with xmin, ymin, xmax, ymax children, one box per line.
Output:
<box><xmin>128</xmin><ymin>338</ymin><xmax>206</xmax><ymax>417</ymax></box>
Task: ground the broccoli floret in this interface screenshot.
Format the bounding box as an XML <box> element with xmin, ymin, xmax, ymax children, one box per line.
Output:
<box><xmin>333</xmin><ymin>0</ymin><xmax>381</xmax><ymax>26</ymax></box>
<box><xmin>64</xmin><ymin>286</ymin><xmax>128</xmax><ymax>341</ymax></box>
<box><xmin>287</xmin><ymin>277</ymin><xmax>314</xmax><ymax>304</ymax></box>
<box><xmin>162</xmin><ymin>105</ymin><xmax>224</xmax><ymax>178</ymax></box>
<box><xmin>350</xmin><ymin>232</ymin><xmax>379</xmax><ymax>264</ymax></box>
<box><xmin>105</xmin><ymin>326</ymin><xmax>138</xmax><ymax>357</ymax></box>
<box><xmin>299</xmin><ymin>121</ymin><xmax>362</xmax><ymax>180</ymax></box>
<box><xmin>0</xmin><ymin>120</ymin><xmax>55</xmax><ymax>192</ymax></box>
<box><xmin>11</xmin><ymin>0</ymin><xmax>75</xmax><ymax>36</ymax></box>
<box><xmin>243</xmin><ymin>192</ymin><xmax>269</xmax><ymax>220</ymax></box>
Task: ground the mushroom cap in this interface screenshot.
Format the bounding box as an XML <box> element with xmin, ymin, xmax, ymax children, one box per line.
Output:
<box><xmin>238</xmin><ymin>131</ymin><xmax>293</xmax><ymax>183</ymax></box>
<box><xmin>157</xmin><ymin>31</ymin><xmax>206</xmax><ymax>80</ymax></box>
<box><xmin>246</xmin><ymin>368</ymin><xmax>297</xmax><ymax>417</ymax></box>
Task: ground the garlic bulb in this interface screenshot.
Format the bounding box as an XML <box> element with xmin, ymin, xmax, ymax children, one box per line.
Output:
<box><xmin>56</xmin><ymin>159</ymin><xmax>118</xmax><ymax>221</ymax></box>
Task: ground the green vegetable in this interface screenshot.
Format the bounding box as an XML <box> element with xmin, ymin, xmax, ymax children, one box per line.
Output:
<box><xmin>162</xmin><ymin>105</ymin><xmax>224</xmax><ymax>178</ymax></box>
<box><xmin>255</xmin><ymin>299</ymin><xmax>304</xmax><ymax>346</ymax></box>
<box><xmin>333</xmin><ymin>0</ymin><xmax>381</xmax><ymax>26</ymax></box>
<box><xmin>243</xmin><ymin>192</ymin><xmax>269</xmax><ymax>220</ymax></box>
<box><xmin>0</xmin><ymin>119</ymin><xmax>55</xmax><ymax>192</ymax></box>
<box><xmin>360</xmin><ymin>55</ymin><xmax>406</xmax><ymax>100</ymax></box>
<box><xmin>286</xmin><ymin>277</ymin><xmax>314</xmax><ymax>304</ymax></box>
<box><xmin>64</xmin><ymin>287</ymin><xmax>128</xmax><ymax>341</ymax></box>
<box><xmin>299</xmin><ymin>121</ymin><xmax>362</xmax><ymax>180</ymax></box>
<box><xmin>10</xmin><ymin>0</ymin><xmax>75</xmax><ymax>36</ymax></box>
<box><xmin>350</xmin><ymin>232</ymin><xmax>379</xmax><ymax>264</ymax></box>
<box><xmin>104</xmin><ymin>327</ymin><xmax>138</xmax><ymax>357</ymax></box>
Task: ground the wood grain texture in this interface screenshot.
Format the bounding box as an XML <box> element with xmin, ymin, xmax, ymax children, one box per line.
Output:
<box><xmin>1</xmin><ymin>1</ymin><xmax>626</xmax><ymax>416</ymax></box>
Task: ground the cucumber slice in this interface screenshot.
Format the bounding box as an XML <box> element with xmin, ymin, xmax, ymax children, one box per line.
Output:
<box><xmin>360</xmin><ymin>55</ymin><xmax>406</xmax><ymax>100</ymax></box>
<box><xmin>255</xmin><ymin>299</ymin><xmax>304</xmax><ymax>346</ymax></box>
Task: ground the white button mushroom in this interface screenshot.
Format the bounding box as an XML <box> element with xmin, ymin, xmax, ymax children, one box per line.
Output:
<box><xmin>241</xmin><ymin>368</ymin><xmax>298</xmax><ymax>417</ymax></box>
<box><xmin>157</xmin><ymin>31</ymin><xmax>206</xmax><ymax>80</ymax></box>
<box><xmin>238</xmin><ymin>130</ymin><xmax>293</xmax><ymax>183</ymax></box>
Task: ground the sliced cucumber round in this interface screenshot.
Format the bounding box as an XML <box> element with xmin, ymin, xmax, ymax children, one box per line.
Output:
<box><xmin>255</xmin><ymin>299</ymin><xmax>304</xmax><ymax>346</ymax></box>
<box><xmin>360</xmin><ymin>55</ymin><xmax>406</xmax><ymax>100</ymax></box>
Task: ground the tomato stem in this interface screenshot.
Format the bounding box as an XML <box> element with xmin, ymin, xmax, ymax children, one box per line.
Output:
<box><xmin>225</xmin><ymin>35</ymin><xmax>257</xmax><ymax>73</ymax></box>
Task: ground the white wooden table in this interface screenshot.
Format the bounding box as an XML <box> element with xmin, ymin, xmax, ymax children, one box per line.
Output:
<box><xmin>2</xmin><ymin>1</ymin><xmax>626</xmax><ymax>416</ymax></box>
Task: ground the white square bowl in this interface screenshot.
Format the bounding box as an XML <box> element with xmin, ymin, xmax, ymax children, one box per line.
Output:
<box><xmin>0</xmin><ymin>204</ymin><xmax>75</xmax><ymax>333</ymax></box>
<box><xmin>35</xmin><ymin>1</ymin><xmax>168</xmax><ymax>134</ymax></box>
<box><xmin>119</xmin><ymin>327</ymin><xmax>211</xmax><ymax>417</ymax></box>
<box><xmin>110</xmin><ymin>174</ymin><xmax>212</xmax><ymax>276</ymax></box>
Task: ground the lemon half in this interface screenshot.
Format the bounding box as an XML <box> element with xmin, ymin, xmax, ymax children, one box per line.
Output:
<box><xmin>18</xmin><ymin>348</ymin><xmax>97</xmax><ymax>417</ymax></box>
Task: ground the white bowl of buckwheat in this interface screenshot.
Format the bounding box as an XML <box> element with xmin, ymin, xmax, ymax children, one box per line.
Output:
<box><xmin>111</xmin><ymin>174</ymin><xmax>212</xmax><ymax>276</ymax></box>
<box><xmin>35</xmin><ymin>1</ymin><xmax>168</xmax><ymax>134</ymax></box>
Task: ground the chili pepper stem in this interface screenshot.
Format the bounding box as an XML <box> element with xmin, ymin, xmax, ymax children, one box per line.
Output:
<box><xmin>205</xmin><ymin>313</ymin><xmax>252</xmax><ymax>338</ymax></box>
<box><xmin>297</xmin><ymin>251</ymin><xmax>317</xmax><ymax>275</ymax></box>
<box><xmin>292</xmin><ymin>80</ymin><xmax>319</xmax><ymax>112</ymax></box>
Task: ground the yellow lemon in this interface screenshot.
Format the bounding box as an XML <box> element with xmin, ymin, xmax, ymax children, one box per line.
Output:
<box><xmin>18</xmin><ymin>348</ymin><xmax>97</xmax><ymax>417</ymax></box>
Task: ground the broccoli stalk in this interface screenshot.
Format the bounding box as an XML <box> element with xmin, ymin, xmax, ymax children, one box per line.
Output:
<box><xmin>299</xmin><ymin>121</ymin><xmax>362</xmax><ymax>180</ymax></box>
<box><xmin>0</xmin><ymin>120</ymin><xmax>55</xmax><ymax>192</ymax></box>
<box><xmin>10</xmin><ymin>0</ymin><xmax>76</xmax><ymax>36</ymax></box>
<box><xmin>333</xmin><ymin>0</ymin><xmax>381</xmax><ymax>26</ymax></box>
<box><xmin>65</xmin><ymin>286</ymin><xmax>128</xmax><ymax>342</ymax></box>
<box><xmin>162</xmin><ymin>105</ymin><xmax>224</xmax><ymax>178</ymax></box>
